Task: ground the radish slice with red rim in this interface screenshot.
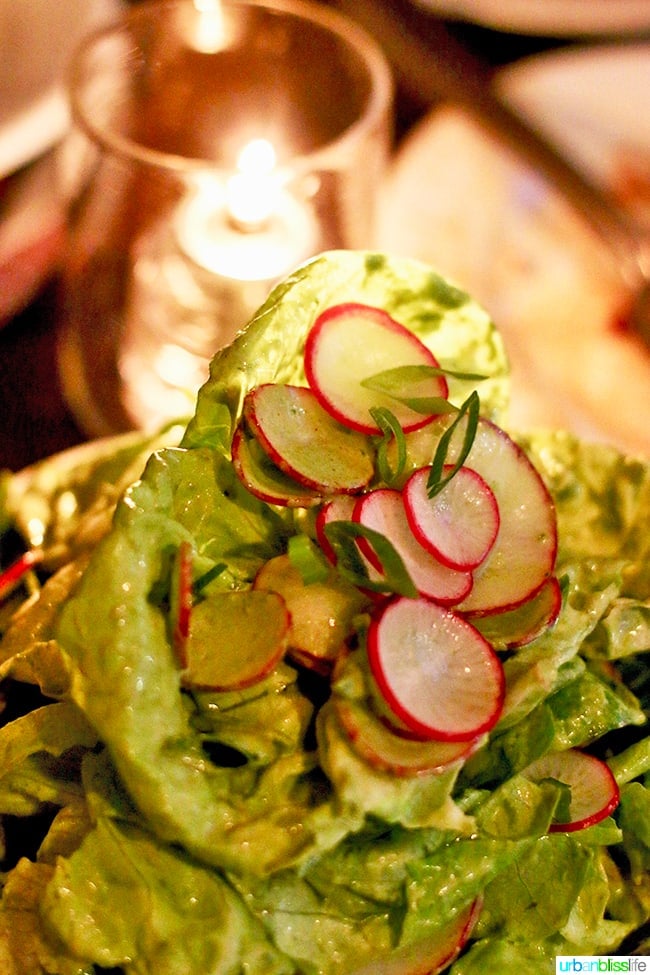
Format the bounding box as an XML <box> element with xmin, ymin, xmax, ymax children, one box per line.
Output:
<box><xmin>253</xmin><ymin>554</ymin><xmax>370</xmax><ymax>676</ymax></box>
<box><xmin>317</xmin><ymin>497</ymin><xmax>389</xmax><ymax>599</ymax></box>
<box><xmin>304</xmin><ymin>303</ymin><xmax>448</xmax><ymax>435</ymax></box>
<box><xmin>521</xmin><ymin>748</ymin><xmax>620</xmax><ymax>832</ymax></box>
<box><xmin>231</xmin><ymin>424</ymin><xmax>325</xmax><ymax>508</ymax></box>
<box><xmin>470</xmin><ymin>575</ymin><xmax>562</xmax><ymax>650</ymax></box>
<box><xmin>354</xmin><ymin>488</ymin><xmax>472</xmax><ymax>605</ymax></box>
<box><xmin>349</xmin><ymin>896</ymin><xmax>482</xmax><ymax>975</ymax></box>
<box><xmin>367</xmin><ymin>596</ymin><xmax>505</xmax><ymax>741</ymax></box>
<box><xmin>404</xmin><ymin>464</ymin><xmax>500</xmax><ymax>570</ymax></box>
<box><xmin>334</xmin><ymin>697</ymin><xmax>483</xmax><ymax>777</ymax></box>
<box><xmin>315</xmin><ymin>496</ymin><xmax>357</xmax><ymax>564</ymax></box>
<box><xmin>181</xmin><ymin>589</ymin><xmax>289</xmax><ymax>691</ymax></box>
<box><xmin>243</xmin><ymin>383</ymin><xmax>375</xmax><ymax>493</ymax></box>
<box><xmin>447</xmin><ymin>418</ymin><xmax>558</xmax><ymax>614</ymax></box>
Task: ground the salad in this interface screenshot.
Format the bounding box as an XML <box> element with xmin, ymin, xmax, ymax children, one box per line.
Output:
<box><xmin>0</xmin><ymin>250</ymin><xmax>649</xmax><ymax>974</ymax></box>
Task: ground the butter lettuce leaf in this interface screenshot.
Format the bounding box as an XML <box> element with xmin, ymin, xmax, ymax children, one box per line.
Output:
<box><xmin>43</xmin><ymin>817</ymin><xmax>295</xmax><ymax>975</ymax></box>
<box><xmin>519</xmin><ymin>429</ymin><xmax>650</xmax><ymax>594</ymax></box>
<box><xmin>54</xmin><ymin>446</ymin><xmax>351</xmax><ymax>875</ymax></box>
<box><xmin>0</xmin><ymin>703</ymin><xmax>96</xmax><ymax>817</ymax></box>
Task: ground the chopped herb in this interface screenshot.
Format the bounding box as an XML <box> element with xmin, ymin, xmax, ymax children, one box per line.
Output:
<box><xmin>323</xmin><ymin>520</ymin><xmax>418</xmax><ymax>598</ymax></box>
<box><xmin>288</xmin><ymin>534</ymin><xmax>330</xmax><ymax>584</ymax></box>
<box><xmin>370</xmin><ymin>407</ymin><xmax>407</xmax><ymax>486</ymax></box>
<box><xmin>427</xmin><ymin>390</ymin><xmax>480</xmax><ymax>497</ymax></box>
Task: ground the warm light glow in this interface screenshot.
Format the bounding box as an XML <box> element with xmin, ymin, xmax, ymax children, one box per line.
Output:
<box><xmin>26</xmin><ymin>517</ymin><xmax>46</xmax><ymax>549</ymax></box>
<box><xmin>175</xmin><ymin>136</ymin><xmax>317</xmax><ymax>282</ymax></box>
<box><xmin>226</xmin><ymin>139</ymin><xmax>280</xmax><ymax>231</ymax></box>
<box><xmin>180</xmin><ymin>0</ymin><xmax>227</xmax><ymax>53</ymax></box>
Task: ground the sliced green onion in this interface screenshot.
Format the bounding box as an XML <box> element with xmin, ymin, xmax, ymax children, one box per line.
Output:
<box><xmin>395</xmin><ymin>395</ymin><xmax>458</xmax><ymax>416</ymax></box>
<box><xmin>427</xmin><ymin>390</ymin><xmax>480</xmax><ymax>498</ymax></box>
<box><xmin>370</xmin><ymin>406</ymin><xmax>407</xmax><ymax>486</ymax></box>
<box><xmin>362</xmin><ymin>363</ymin><xmax>488</xmax><ymax>389</ymax></box>
<box><xmin>323</xmin><ymin>521</ymin><xmax>418</xmax><ymax>598</ymax></box>
<box><xmin>194</xmin><ymin>563</ymin><xmax>227</xmax><ymax>595</ymax></box>
<box><xmin>288</xmin><ymin>534</ymin><xmax>330</xmax><ymax>584</ymax></box>
<box><xmin>361</xmin><ymin>365</ymin><xmax>486</xmax><ymax>416</ymax></box>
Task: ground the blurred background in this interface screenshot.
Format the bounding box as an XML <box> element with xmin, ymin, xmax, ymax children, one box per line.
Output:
<box><xmin>1</xmin><ymin>0</ymin><xmax>649</xmax><ymax>470</ymax></box>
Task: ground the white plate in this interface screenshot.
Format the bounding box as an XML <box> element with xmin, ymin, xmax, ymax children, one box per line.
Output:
<box><xmin>412</xmin><ymin>0</ymin><xmax>650</xmax><ymax>36</ymax></box>
<box><xmin>377</xmin><ymin>43</ymin><xmax>650</xmax><ymax>458</ymax></box>
<box><xmin>0</xmin><ymin>0</ymin><xmax>124</xmax><ymax>179</ymax></box>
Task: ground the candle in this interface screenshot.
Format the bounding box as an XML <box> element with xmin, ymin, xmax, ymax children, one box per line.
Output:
<box><xmin>56</xmin><ymin>0</ymin><xmax>392</xmax><ymax>436</ymax></box>
<box><xmin>176</xmin><ymin>139</ymin><xmax>317</xmax><ymax>281</ymax></box>
<box><xmin>118</xmin><ymin>138</ymin><xmax>318</xmax><ymax>428</ymax></box>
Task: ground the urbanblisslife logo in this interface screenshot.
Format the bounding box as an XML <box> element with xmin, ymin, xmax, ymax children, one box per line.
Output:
<box><xmin>556</xmin><ymin>958</ymin><xmax>648</xmax><ymax>973</ymax></box>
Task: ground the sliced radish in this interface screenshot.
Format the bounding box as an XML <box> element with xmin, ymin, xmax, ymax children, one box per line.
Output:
<box><xmin>354</xmin><ymin>489</ymin><xmax>472</xmax><ymax>605</ymax></box>
<box><xmin>349</xmin><ymin>897</ymin><xmax>482</xmax><ymax>975</ymax></box>
<box><xmin>243</xmin><ymin>383</ymin><xmax>375</xmax><ymax>493</ymax></box>
<box><xmin>231</xmin><ymin>424</ymin><xmax>325</xmax><ymax>508</ymax></box>
<box><xmin>521</xmin><ymin>748</ymin><xmax>620</xmax><ymax>832</ymax></box>
<box><xmin>253</xmin><ymin>554</ymin><xmax>370</xmax><ymax>675</ymax></box>
<box><xmin>0</xmin><ymin>548</ymin><xmax>43</xmax><ymax>602</ymax></box>
<box><xmin>315</xmin><ymin>495</ymin><xmax>357</xmax><ymax>564</ymax></box>
<box><xmin>404</xmin><ymin>465</ymin><xmax>499</xmax><ymax>570</ymax></box>
<box><xmin>304</xmin><ymin>303</ymin><xmax>448</xmax><ymax>435</ymax></box>
<box><xmin>181</xmin><ymin>589</ymin><xmax>289</xmax><ymax>690</ymax></box>
<box><xmin>334</xmin><ymin>697</ymin><xmax>482</xmax><ymax>777</ymax></box>
<box><xmin>387</xmin><ymin>416</ymin><xmax>557</xmax><ymax>612</ymax></box>
<box><xmin>471</xmin><ymin>576</ymin><xmax>562</xmax><ymax>649</ymax></box>
<box><xmin>367</xmin><ymin>597</ymin><xmax>505</xmax><ymax>742</ymax></box>
<box><xmin>446</xmin><ymin>418</ymin><xmax>558</xmax><ymax>614</ymax></box>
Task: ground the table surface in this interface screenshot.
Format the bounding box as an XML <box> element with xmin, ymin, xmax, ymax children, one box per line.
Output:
<box><xmin>0</xmin><ymin>0</ymin><xmax>596</xmax><ymax>473</ymax></box>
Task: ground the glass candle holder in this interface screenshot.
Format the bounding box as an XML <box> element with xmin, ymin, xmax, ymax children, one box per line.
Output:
<box><xmin>57</xmin><ymin>0</ymin><xmax>393</xmax><ymax>434</ymax></box>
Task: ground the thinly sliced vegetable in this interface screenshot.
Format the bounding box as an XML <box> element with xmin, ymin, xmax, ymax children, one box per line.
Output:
<box><xmin>521</xmin><ymin>748</ymin><xmax>621</xmax><ymax>832</ymax></box>
<box><xmin>315</xmin><ymin>495</ymin><xmax>357</xmax><ymax>565</ymax></box>
<box><xmin>426</xmin><ymin>390</ymin><xmax>480</xmax><ymax>498</ymax></box>
<box><xmin>470</xmin><ymin>575</ymin><xmax>562</xmax><ymax>649</ymax></box>
<box><xmin>253</xmin><ymin>554</ymin><xmax>370</xmax><ymax>675</ymax></box>
<box><xmin>404</xmin><ymin>465</ymin><xmax>499</xmax><ymax>570</ymax></box>
<box><xmin>354</xmin><ymin>489</ymin><xmax>472</xmax><ymax>605</ymax></box>
<box><xmin>362</xmin><ymin>363</ymin><xmax>478</xmax><ymax>416</ymax></box>
<box><xmin>371</xmin><ymin>406</ymin><xmax>409</xmax><ymax>486</ymax></box>
<box><xmin>333</xmin><ymin>697</ymin><xmax>482</xmax><ymax>777</ymax></box>
<box><xmin>243</xmin><ymin>383</ymin><xmax>375</xmax><ymax>493</ymax></box>
<box><xmin>231</xmin><ymin>424</ymin><xmax>325</xmax><ymax>507</ymax></box>
<box><xmin>367</xmin><ymin>597</ymin><xmax>505</xmax><ymax>741</ymax></box>
<box><xmin>324</xmin><ymin>520</ymin><xmax>418</xmax><ymax>598</ymax></box>
<box><xmin>287</xmin><ymin>534</ymin><xmax>330</xmax><ymax>585</ymax></box>
<box><xmin>304</xmin><ymin>302</ymin><xmax>448</xmax><ymax>434</ymax></box>
<box><xmin>181</xmin><ymin>589</ymin><xmax>289</xmax><ymax>690</ymax></box>
<box><xmin>452</xmin><ymin>418</ymin><xmax>558</xmax><ymax>613</ymax></box>
<box><xmin>349</xmin><ymin>897</ymin><xmax>482</xmax><ymax>975</ymax></box>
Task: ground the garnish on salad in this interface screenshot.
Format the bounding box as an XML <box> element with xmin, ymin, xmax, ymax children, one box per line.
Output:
<box><xmin>0</xmin><ymin>251</ymin><xmax>648</xmax><ymax>974</ymax></box>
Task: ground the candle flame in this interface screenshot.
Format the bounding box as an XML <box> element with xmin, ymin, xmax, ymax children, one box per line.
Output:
<box><xmin>183</xmin><ymin>0</ymin><xmax>226</xmax><ymax>53</ymax></box>
<box><xmin>175</xmin><ymin>137</ymin><xmax>315</xmax><ymax>282</ymax></box>
<box><xmin>226</xmin><ymin>139</ymin><xmax>280</xmax><ymax>231</ymax></box>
